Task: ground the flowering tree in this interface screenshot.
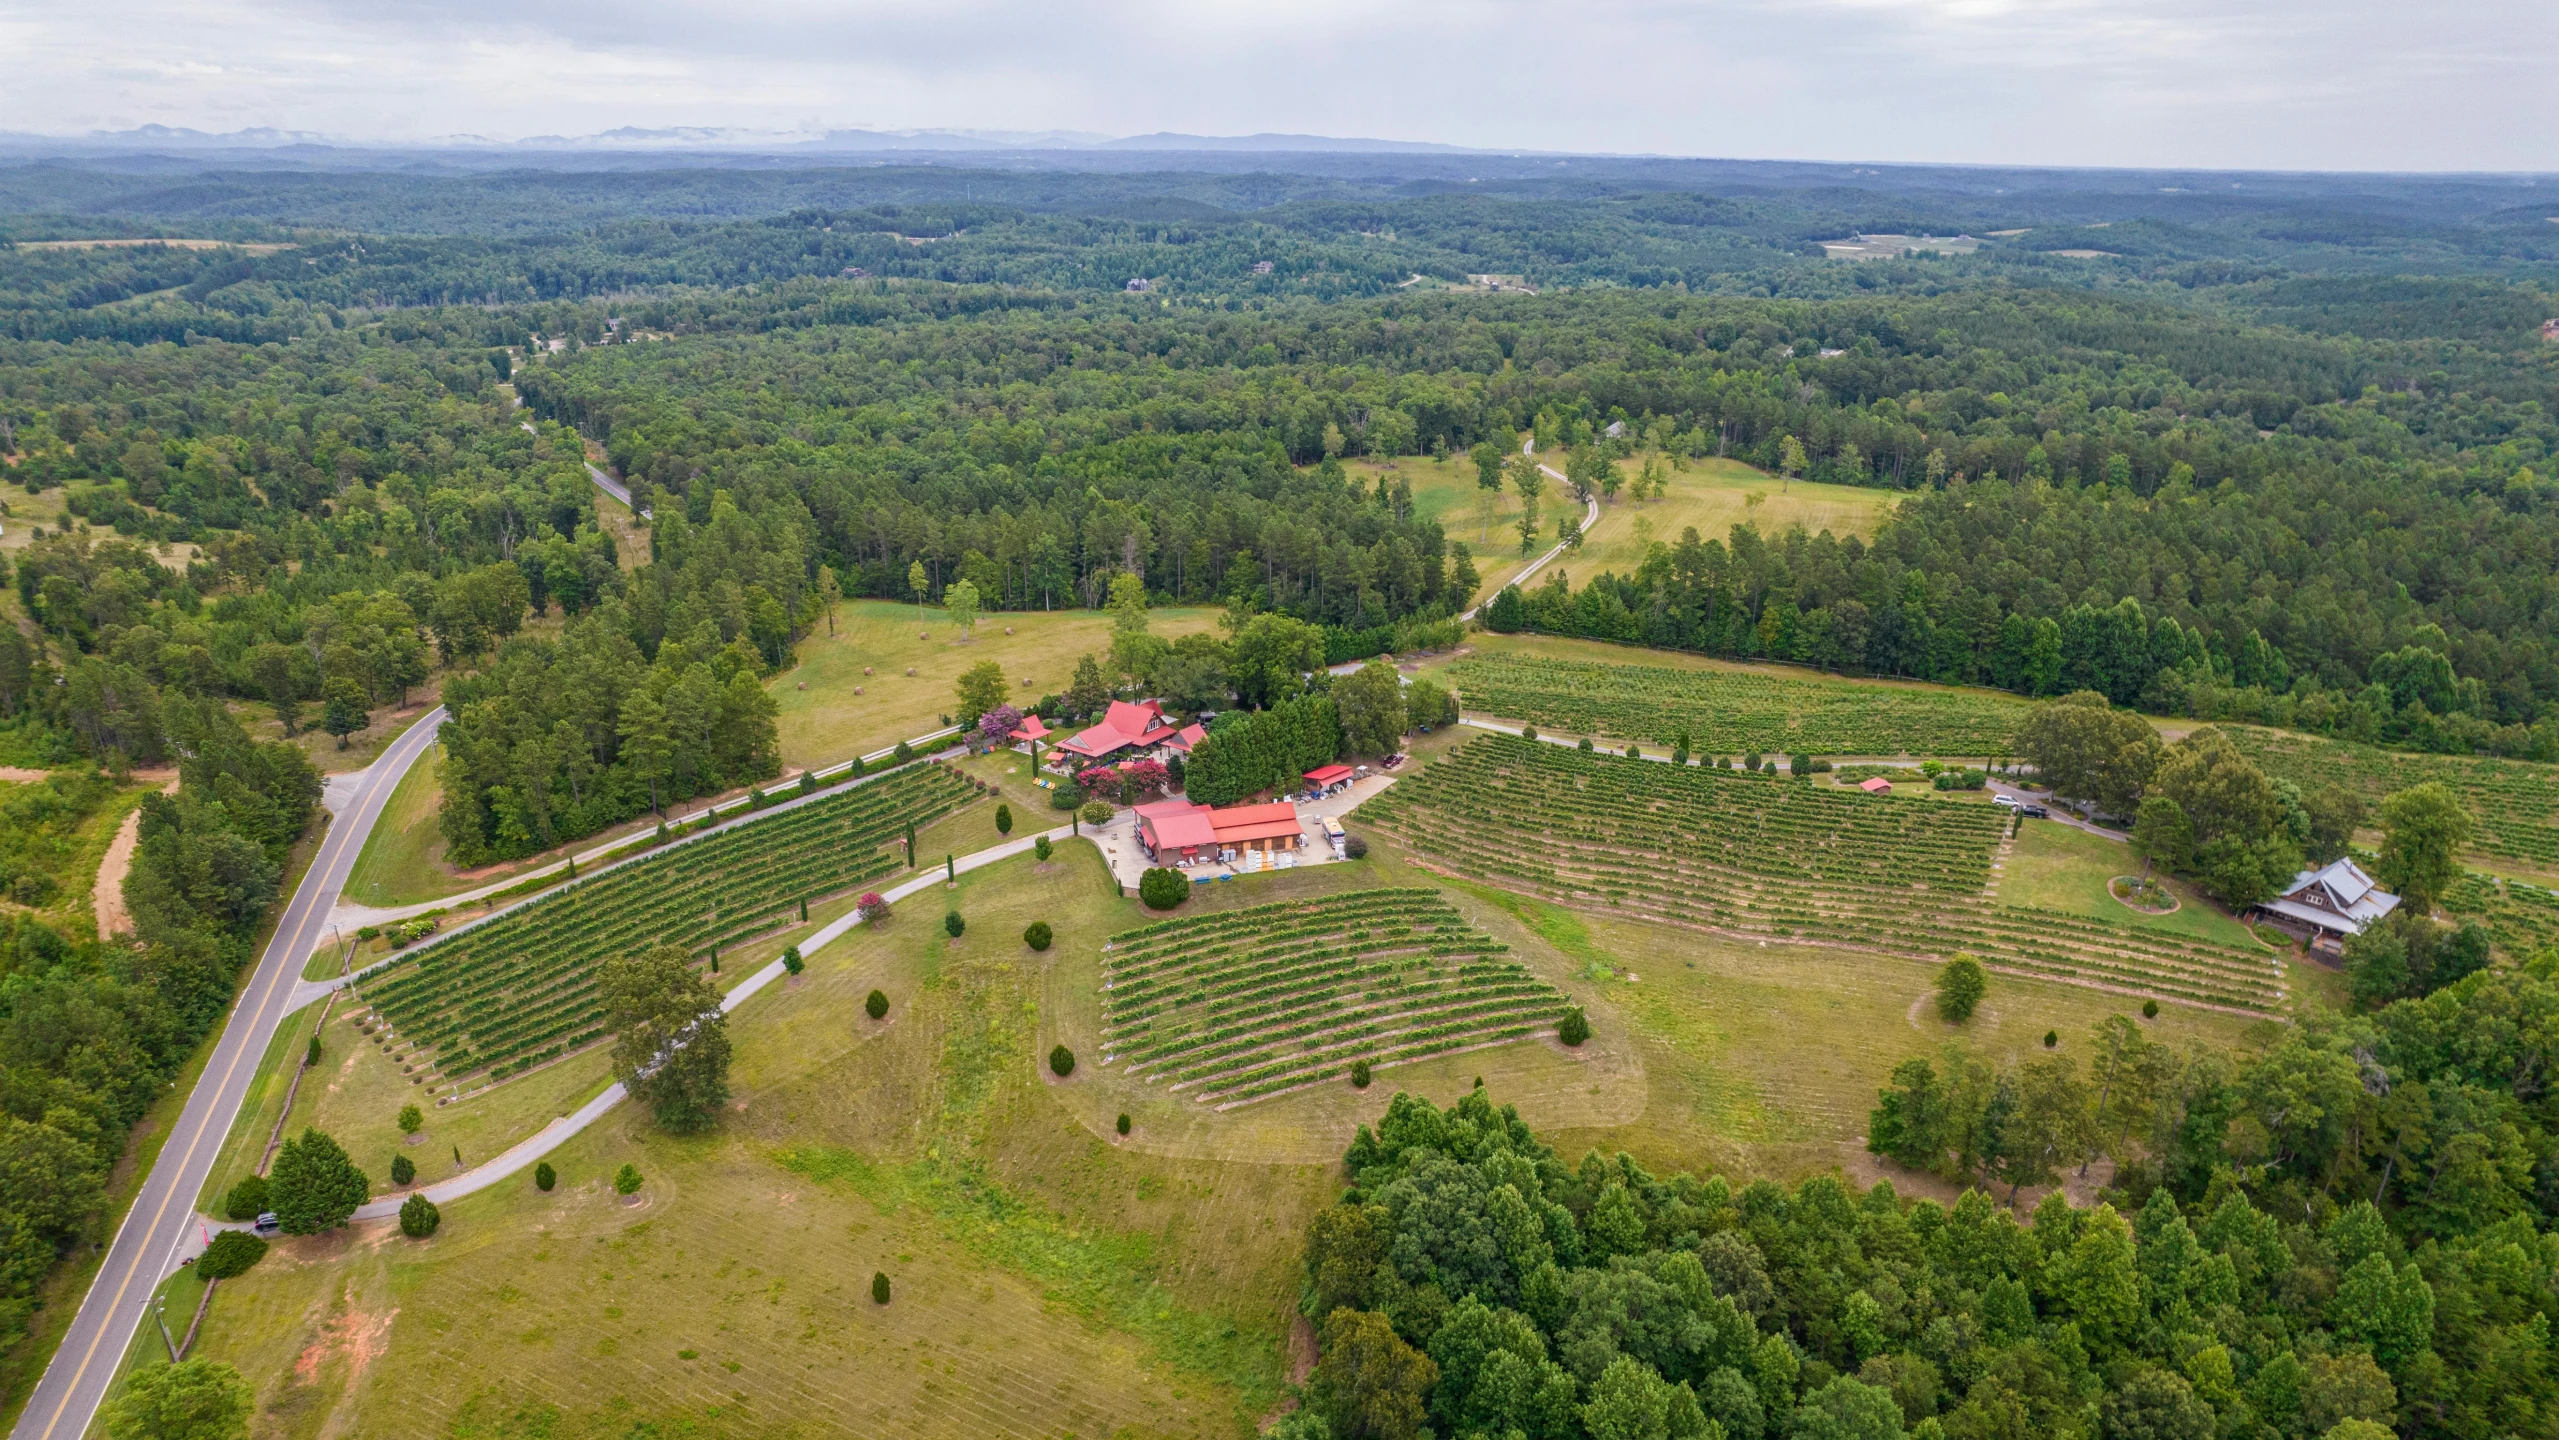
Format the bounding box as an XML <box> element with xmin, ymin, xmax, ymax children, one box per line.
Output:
<box><xmin>1078</xmin><ymin>759</ymin><xmax>1170</xmax><ymax>804</ymax></box>
<box><xmin>977</xmin><ymin>703</ymin><xmax>1024</xmax><ymax>750</ymax></box>
<box><xmin>856</xmin><ymin>892</ymin><xmax>891</xmax><ymax>924</ymax></box>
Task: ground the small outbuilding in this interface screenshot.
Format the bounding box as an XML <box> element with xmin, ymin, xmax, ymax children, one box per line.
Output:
<box><xmin>1857</xmin><ymin>776</ymin><xmax>1894</xmax><ymax>794</ymax></box>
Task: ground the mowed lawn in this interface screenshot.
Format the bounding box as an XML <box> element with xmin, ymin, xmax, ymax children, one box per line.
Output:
<box><xmin>1371</xmin><ymin>450</ymin><xmax>1899</xmax><ymax>607</ymax></box>
<box><xmin>1995</xmin><ymin>819</ymin><xmax>2265</xmax><ymax>949</ymax></box>
<box><xmin>774</xmin><ymin>599</ymin><xmax>1220</xmax><ymax>771</ymax></box>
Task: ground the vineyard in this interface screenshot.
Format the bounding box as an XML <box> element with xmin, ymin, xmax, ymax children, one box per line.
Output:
<box><xmin>1362</xmin><ymin>735</ymin><xmax>2285</xmax><ymax>1011</ymax></box>
<box><xmin>2226</xmin><ymin>727</ymin><xmax>2559</xmax><ymax>871</ymax></box>
<box><xmin>2444</xmin><ymin>872</ymin><xmax>2559</xmax><ymax>959</ymax></box>
<box><xmin>359</xmin><ymin>762</ymin><xmax>982</xmax><ymax>1089</ymax></box>
<box><xmin>1446</xmin><ymin>654</ymin><xmax>2031</xmax><ymax>757</ymax></box>
<box><xmin>1100</xmin><ymin>889</ymin><xmax>1570</xmax><ymax>1107</ymax></box>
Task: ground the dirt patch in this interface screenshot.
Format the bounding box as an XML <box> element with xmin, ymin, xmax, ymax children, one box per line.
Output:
<box><xmin>0</xmin><ymin>766</ymin><xmax>53</xmax><ymax>783</ymax></box>
<box><xmin>293</xmin><ymin>1306</ymin><xmax>399</xmax><ymax>1386</ymax></box>
<box><xmin>1288</xmin><ymin>1313</ymin><xmax>1318</xmax><ymax>1383</ymax></box>
<box><xmin>91</xmin><ymin>771</ymin><xmax>180</xmax><ymax>939</ymax></box>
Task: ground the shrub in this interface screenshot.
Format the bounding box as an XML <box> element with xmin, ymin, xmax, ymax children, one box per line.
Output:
<box><xmin>198</xmin><ymin>1230</ymin><xmax>267</xmax><ymax>1280</ymax></box>
<box><xmin>1049</xmin><ymin>1044</ymin><xmax>1076</xmax><ymax>1077</ymax></box>
<box><xmin>2044</xmin><ymin>1029</ymin><xmax>2060</xmax><ymax>1048</ymax></box>
<box><xmin>867</xmin><ymin>989</ymin><xmax>890</xmax><ymax>1020</ymax></box>
<box><xmin>305</xmin><ymin>1034</ymin><xmax>322</xmax><ymax>1067</ymax></box>
<box><xmin>995</xmin><ymin>803</ymin><xmax>1013</xmax><ymax>835</ymax></box>
<box><xmin>873</xmin><ymin>1271</ymin><xmax>891</xmax><ymax>1304</ymax></box>
<box><xmin>944</xmin><ymin>910</ymin><xmax>966</xmax><ymax>938</ymax></box>
<box><xmin>269</xmin><ymin>1128</ymin><xmax>369</xmax><ymax>1235</ymax></box>
<box><xmin>2142</xmin><ymin>999</ymin><xmax>2161</xmax><ymax>1019</ymax></box>
<box><xmin>1343</xmin><ymin>835</ymin><xmax>1368</xmax><ymax>860</ymax></box>
<box><xmin>1115</xmin><ymin>1113</ymin><xmax>1131</xmax><ymax>1136</ymax></box>
<box><xmin>1625</xmin><ymin>744</ymin><xmax>1641</xmax><ymax>759</ymax></box>
<box><xmin>1936</xmin><ymin>956</ymin><xmax>1988</xmax><ymax>1023</ymax></box>
<box><xmin>1558</xmin><ymin>1007</ymin><xmax>1591</xmax><ymax>1046</ymax></box>
<box><xmin>892</xmin><ymin>740</ymin><xmax>915</xmax><ymax>764</ymax></box>
<box><xmin>399</xmin><ymin>1192</ymin><xmax>441</xmax><ymax>1238</ymax></box>
<box><xmin>534</xmin><ymin>1161</ymin><xmax>556</xmax><ymax>1192</ymax></box>
<box><xmin>1139</xmin><ymin>867</ymin><xmax>1188</xmax><ymax>910</ymax></box>
<box><xmin>856</xmin><ymin>892</ymin><xmax>890</xmax><ymax>924</ymax></box>
<box><xmin>1034</xmin><ymin>835</ymin><xmax>1055</xmax><ymax>863</ymax></box>
<box><xmin>782</xmin><ymin>945</ymin><xmax>804</xmax><ymax>976</ymax></box>
<box><xmin>1051</xmin><ymin>782</ymin><xmax>1085</xmax><ymax>811</ymax></box>
<box><xmin>397</xmin><ymin>1104</ymin><xmax>423</xmax><ymax>1135</ymax></box>
<box><xmin>614</xmin><ymin>1163</ymin><xmax>643</xmax><ymax>1195</ymax></box>
<box><xmin>1578</xmin><ymin>737</ymin><xmax>1595</xmax><ymax>753</ymax></box>
<box><xmin>1790</xmin><ymin>752</ymin><xmax>1813</xmax><ymax>775</ymax></box>
<box><xmin>799</xmin><ymin>771</ymin><xmax>819</xmax><ymax>795</ymax></box>
<box><xmin>390</xmin><ymin>1154</ymin><xmax>416</xmax><ymax>1187</ymax></box>
<box><xmin>1024</xmin><ymin>921</ymin><xmax>1054</xmax><ymax>951</ymax></box>
<box><xmin>1350</xmin><ymin>1059</ymin><xmax>1372</xmax><ymax>1088</ymax></box>
<box><xmin>221</xmin><ymin>1175</ymin><xmax>269</xmax><ymax>1223</ymax></box>
<box><xmin>1520</xmin><ymin>725</ymin><xmax>1538</xmax><ymax>742</ymax></box>
<box><xmin>1080</xmin><ymin>800</ymin><xmax>1115</xmax><ymax>826</ymax></box>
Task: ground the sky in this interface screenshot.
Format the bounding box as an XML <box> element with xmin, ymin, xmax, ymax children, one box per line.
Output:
<box><xmin>6</xmin><ymin>0</ymin><xmax>2557</xmax><ymax>171</ymax></box>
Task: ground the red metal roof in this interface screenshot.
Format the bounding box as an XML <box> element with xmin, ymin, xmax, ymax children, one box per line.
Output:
<box><xmin>1209</xmin><ymin>801</ymin><xmax>1301</xmax><ymax>844</ymax></box>
<box><xmin>1057</xmin><ymin>699</ymin><xmax>1168</xmax><ymax>757</ymax></box>
<box><xmin>1303</xmin><ymin>764</ymin><xmax>1354</xmax><ymax>785</ymax></box>
<box><xmin>1164</xmin><ymin>722</ymin><xmax>1208</xmax><ymax>754</ymax></box>
<box><xmin>1011</xmin><ymin>714</ymin><xmax>1052</xmax><ymax>741</ymax></box>
<box><xmin>1141</xmin><ymin>808</ymin><xmax>1219</xmax><ymax>851</ymax></box>
<box><xmin>1858</xmin><ymin>776</ymin><xmax>1894</xmax><ymax>793</ymax></box>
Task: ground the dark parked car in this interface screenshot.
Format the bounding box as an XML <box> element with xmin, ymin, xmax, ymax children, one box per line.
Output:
<box><xmin>2019</xmin><ymin>805</ymin><xmax>2050</xmax><ymax>819</ymax></box>
<box><xmin>252</xmin><ymin>1212</ymin><xmax>280</xmax><ymax>1235</ymax></box>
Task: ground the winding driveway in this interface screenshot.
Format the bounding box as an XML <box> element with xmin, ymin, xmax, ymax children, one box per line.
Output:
<box><xmin>11</xmin><ymin>708</ymin><xmax>447</xmax><ymax>1440</ymax></box>
<box><xmin>1457</xmin><ymin>439</ymin><xmax>1599</xmax><ymax>621</ymax></box>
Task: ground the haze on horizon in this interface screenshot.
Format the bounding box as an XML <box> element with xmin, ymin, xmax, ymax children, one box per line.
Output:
<box><xmin>5</xmin><ymin>0</ymin><xmax>2557</xmax><ymax>173</ymax></box>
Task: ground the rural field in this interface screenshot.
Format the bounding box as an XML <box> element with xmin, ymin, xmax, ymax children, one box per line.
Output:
<box><xmin>1368</xmin><ymin>450</ymin><xmax>1896</xmax><ymax>606</ymax></box>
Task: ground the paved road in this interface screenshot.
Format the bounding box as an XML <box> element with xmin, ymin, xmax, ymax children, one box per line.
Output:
<box><xmin>9</xmin><ymin>708</ymin><xmax>446</xmax><ymax>1440</ymax></box>
<box><xmin>1457</xmin><ymin>438</ymin><xmax>1600</xmax><ymax>621</ymax></box>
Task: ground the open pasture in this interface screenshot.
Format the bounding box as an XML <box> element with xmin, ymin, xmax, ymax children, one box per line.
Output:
<box><xmin>1102</xmin><ymin>888</ymin><xmax>1570</xmax><ymax>1106</ymax></box>
<box><xmin>2227</xmin><ymin>726</ymin><xmax>2559</xmax><ymax>873</ymax></box>
<box><xmin>1445</xmin><ymin>651</ymin><xmax>2032</xmax><ymax>757</ymax></box>
<box><xmin>1362</xmin><ymin>735</ymin><xmax>2284</xmax><ymax>1011</ymax></box>
<box><xmin>358</xmin><ymin>761</ymin><xmax>981</xmax><ymax>1089</ymax></box>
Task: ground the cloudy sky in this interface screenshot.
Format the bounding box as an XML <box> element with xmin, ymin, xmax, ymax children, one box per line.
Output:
<box><xmin>6</xmin><ymin>0</ymin><xmax>2555</xmax><ymax>171</ymax></box>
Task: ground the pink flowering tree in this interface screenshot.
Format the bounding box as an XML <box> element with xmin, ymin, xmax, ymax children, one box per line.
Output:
<box><xmin>976</xmin><ymin>704</ymin><xmax>1024</xmax><ymax>750</ymax></box>
<box><xmin>856</xmin><ymin>893</ymin><xmax>891</xmax><ymax>924</ymax></box>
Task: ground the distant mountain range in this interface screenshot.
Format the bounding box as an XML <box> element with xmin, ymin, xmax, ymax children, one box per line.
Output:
<box><xmin>0</xmin><ymin>124</ymin><xmax>1497</xmax><ymax>157</ymax></box>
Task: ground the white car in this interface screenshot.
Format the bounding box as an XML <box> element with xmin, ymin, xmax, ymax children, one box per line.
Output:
<box><xmin>1991</xmin><ymin>793</ymin><xmax>2021</xmax><ymax>809</ymax></box>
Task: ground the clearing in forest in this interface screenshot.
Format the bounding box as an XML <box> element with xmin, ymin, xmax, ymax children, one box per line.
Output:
<box><xmin>1362</xmin><ymin>735</ymin><xmax>2283</xmax><ymax>1011</ymax></box>
<box><xmin>357</xmin><ymin>761</ymin><xmax>981</xmax><ymax>1090</ymax></box>
<box><xmin>1102</xmin><ymin>888</ymin><xmax>1571</xmax><ymax>1106</ymax></box>
<box><xmin>1445</xmin><ymin>651</ymin><xmax>2033</xmax><ymax>757</ymax></box>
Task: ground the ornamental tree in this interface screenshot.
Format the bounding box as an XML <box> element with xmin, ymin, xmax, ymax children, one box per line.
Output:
<box><xmin>268</xmin><ymin>1128</ymin><xmax>369</xmax><ymax>1235</ymax></box>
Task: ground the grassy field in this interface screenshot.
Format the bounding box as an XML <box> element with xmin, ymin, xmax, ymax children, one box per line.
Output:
<box><xmin>773</xmin><ymin>599</ymin><xmax>1220</xmax><ymax>773</ymax></box>
<box><xmin>1994</xmin><ymin>820</ymin><xmax>2263</xmax><ymax>949</ymax></box>
<box><xmin>340</xmin><ymin>744</ymin><xmax>457</xmax><ymax>909</ymax></box>
<box><xmin>0</xmin><ymin>769</ymin><xmax>155</xmax><ymax>936</ymax></box>
<box><xmin>1367</xmin><ymin>450</ymin><xmax>1899</xmax><ymax>606</ymax></box>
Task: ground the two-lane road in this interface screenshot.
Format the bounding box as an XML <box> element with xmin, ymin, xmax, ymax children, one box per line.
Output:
<box><xmin>11</xmin><ymin>708</ymin><xmax>446</xmax><ymax>1440</ymax></box>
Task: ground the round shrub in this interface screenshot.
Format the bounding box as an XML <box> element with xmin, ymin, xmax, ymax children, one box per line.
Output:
<box><xmin>2043</xmin><ymin>1030</ymin><xmax>2059</xmax><ymax>1048</ymax></box>
<box><xmin>614</xmin><ymin>1163</ymin><xmax>643</xmax><ymax>1196</ymax></box>
<box><xmin>782</xmin><ymin>945</ymin><xmax>805</xmax><ymax>976</ymax></box>
<box><xmin>534</xmin><ymin>1161</ymin><xmax>556</xmax><ymax>1192</ymax></box>
<box><xmin>1138</xmin><ymin>867</ymin><xmax>1188</xmax><ymax>910</ymax></box>
<box><xmin>1115</xmin><ymin>1113</ymin><xmax>1131</xmax><ymax>1136</ymax></box>
<box><xmin>1080</xmin><ymin>800</ymin><xmax>1115</xmax><ymax>826</ymax></box>
<box><xmin>995</xmin><ymin>804</ymin><xmax>1013</xmax><ymax>835</ymax></box>
<box><xmin>198</xmin><ymin>1230</ymin><xmax>268</xmax><ymax>1280</ymax></box>
<box><xmin>1558</xmin><ymin>1007</ymin><xmax>1592</xmax><ymax>1047</ymax></box>
<box><xmin>2142</xmin><ymin>998</ymin><xmax>2161</xmax><ymax>1019</ymax></box>
<box><xmin>221</xmin><ymin>1175</ymin><xmax>269</xmax><ymax>1224</ymax></box>
<box><xmin>390</xmin><ymin>1154</ymin><xmax>416</xmax><ymax>1187</ymax></box>
<box><xmin>1578</xmin><ymin>737</ymin><xmax>1595</xmax><ymax>753</ymax></box>
<box><xmin>1343</xmin><ymin>835</ymin><xmax>1369</xmax><ymax>860</ymax></box>
<box><xmin>1049</xmin><ymin>1044</ymin><xmax>1076</xmax><ymax>1078</ymax></box>
<box><xmin>944</xmin><ymin>910</ymin><xmax>966</xmax><ymax>938</ymax></box>
<box><xmin>1024</xmin><ymin>921</ymin><xmax>1054</xmax><ymax>951</ymax></box>
<box><xmin>396</xmin><ymin>1104</ymin><xmax>423</xmax><ymax>1135</ymax></box>
<box><xmin>1034</xmin><ymin>835</ymin><xmax>1055</xmax><ymax>862</ymax></box>
<box><xmin>398</xmin><ymin>1192</ymin><xmax>441</xmax><ymax>1239</ymax></box>
<box><xmin>867</xmin><ymin>989</ymin><xmax>890</xmax><ymax>1020</ymax></box>
<box><xmin>1350</xmin><ymin>1059</ymin><xmax>1372</xmax><ymax>1089</ymax></box>
<box><xmin>1520</xmin><ymin>725</ymin><xmax>1537</xmax><ymax>742</ymax></box>
<box><xmin>1936</xmin><ymin>956</ymin><xmax>1988</xmax><ymax>1023</ymax></box>
<box><xmin>873</xmin><ymin>1271</ymin><xmax>891</xmax><ymax>1304</ymax></box>
<box><xmin>1050</xmin><ymin>782</ymin><xmax>1085</xmax><ymax>811</ymax></box>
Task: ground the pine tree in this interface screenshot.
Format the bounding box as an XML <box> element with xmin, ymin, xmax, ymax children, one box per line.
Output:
<box><xmin>269</xmin><ymin>1128</ymin><xmax>370</xmax><ymax>1234</ymax></box>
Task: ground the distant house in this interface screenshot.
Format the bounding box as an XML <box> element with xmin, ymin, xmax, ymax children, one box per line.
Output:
<box><xmin>1126</xmin><ymin>277</ymin><xmax>1154</xmax><ymax>293</ymax></box>
<box><xmin>1603</xmin><ymin>420</ymin><xmax>1626</xmax><ymax>438</ymax></box>
<box><xmin>2253</xmin><ymin>858</ymin><xmax>2400</xmax><ymax>954</ymax></box>
<box><xmin>841</xmin><ymin>266</ymin><xmax>869</xmax><ymax>278</ymax></box>
<box><xmin>1251</xmin><ymin>260</ymin><xmax>1274</xmax><ymax>274</ymax></box>
<box><xmin>2544</xmin><ymin>317</ymin><xmax>2559</xmax><ymax>343</ymax></box>
<box><xmin>1857</xmin><ymin>776</ymin><xmax>1894</xmax><ymax>794</ymax></box>
<box><xmin>1057</xmin><ymin>699</ymin><xmax>1180</xmax><ymax>764</ymax></box>
<box><xmin>1162</xmin><ymin>721</ymin><xmax>1208</xmax><ymax>758</ymax></box>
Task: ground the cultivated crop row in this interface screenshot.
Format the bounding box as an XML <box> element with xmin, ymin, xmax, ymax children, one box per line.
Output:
<box><xmin>1447</xmin><ymin>654</ymin><xmax>2030</xmax><ymax>757</ymax></box>
<box><xmin>361</xmin><ymin>763</ymin><xmax>982</xmax><ymax>1086</ymax></box>
<box><xmin>1363</xmin><ymin>737</ymin><xmax>2284</xmax><ymax>1011</ymax></box>
<box><xmin>1102</xmin><ymin>888</ymin><xmax>1569</xmax><ymax>1106</ymax></box>
<box><xmin>2227</xmin><ymin>727</ymin><xmax>2559</xmax><ymax>870</ymax></box>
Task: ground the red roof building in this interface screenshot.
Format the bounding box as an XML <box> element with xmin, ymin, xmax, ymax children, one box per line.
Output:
<box><xmin>1304</xmin><ymin>764</ymin><xmax>1355</xmax><ymax>790</ymax></box>
<box><xmin>1163</xmin><ymin>722</ymin><xmax>1208</xmax><ymax>756</ymax></box>
<box><xmin>1058</xmin><ymin>699</ymin><xmax>1180</xmax><ymax>762</ymax></box>
<box><xmin>1011</xmin><ymin>713</ymin><xmax>1052</xmax><ymax>743</ymax></box>
<box><xmin>1135</xmin><ymin>797</ymin><xmax>1307</xmax><ymax>862</ymax></box>
<box><xmin>1857</xmin><ymin>776</ymin><xmax>1894</xmax><ymax>794</ymax></box>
